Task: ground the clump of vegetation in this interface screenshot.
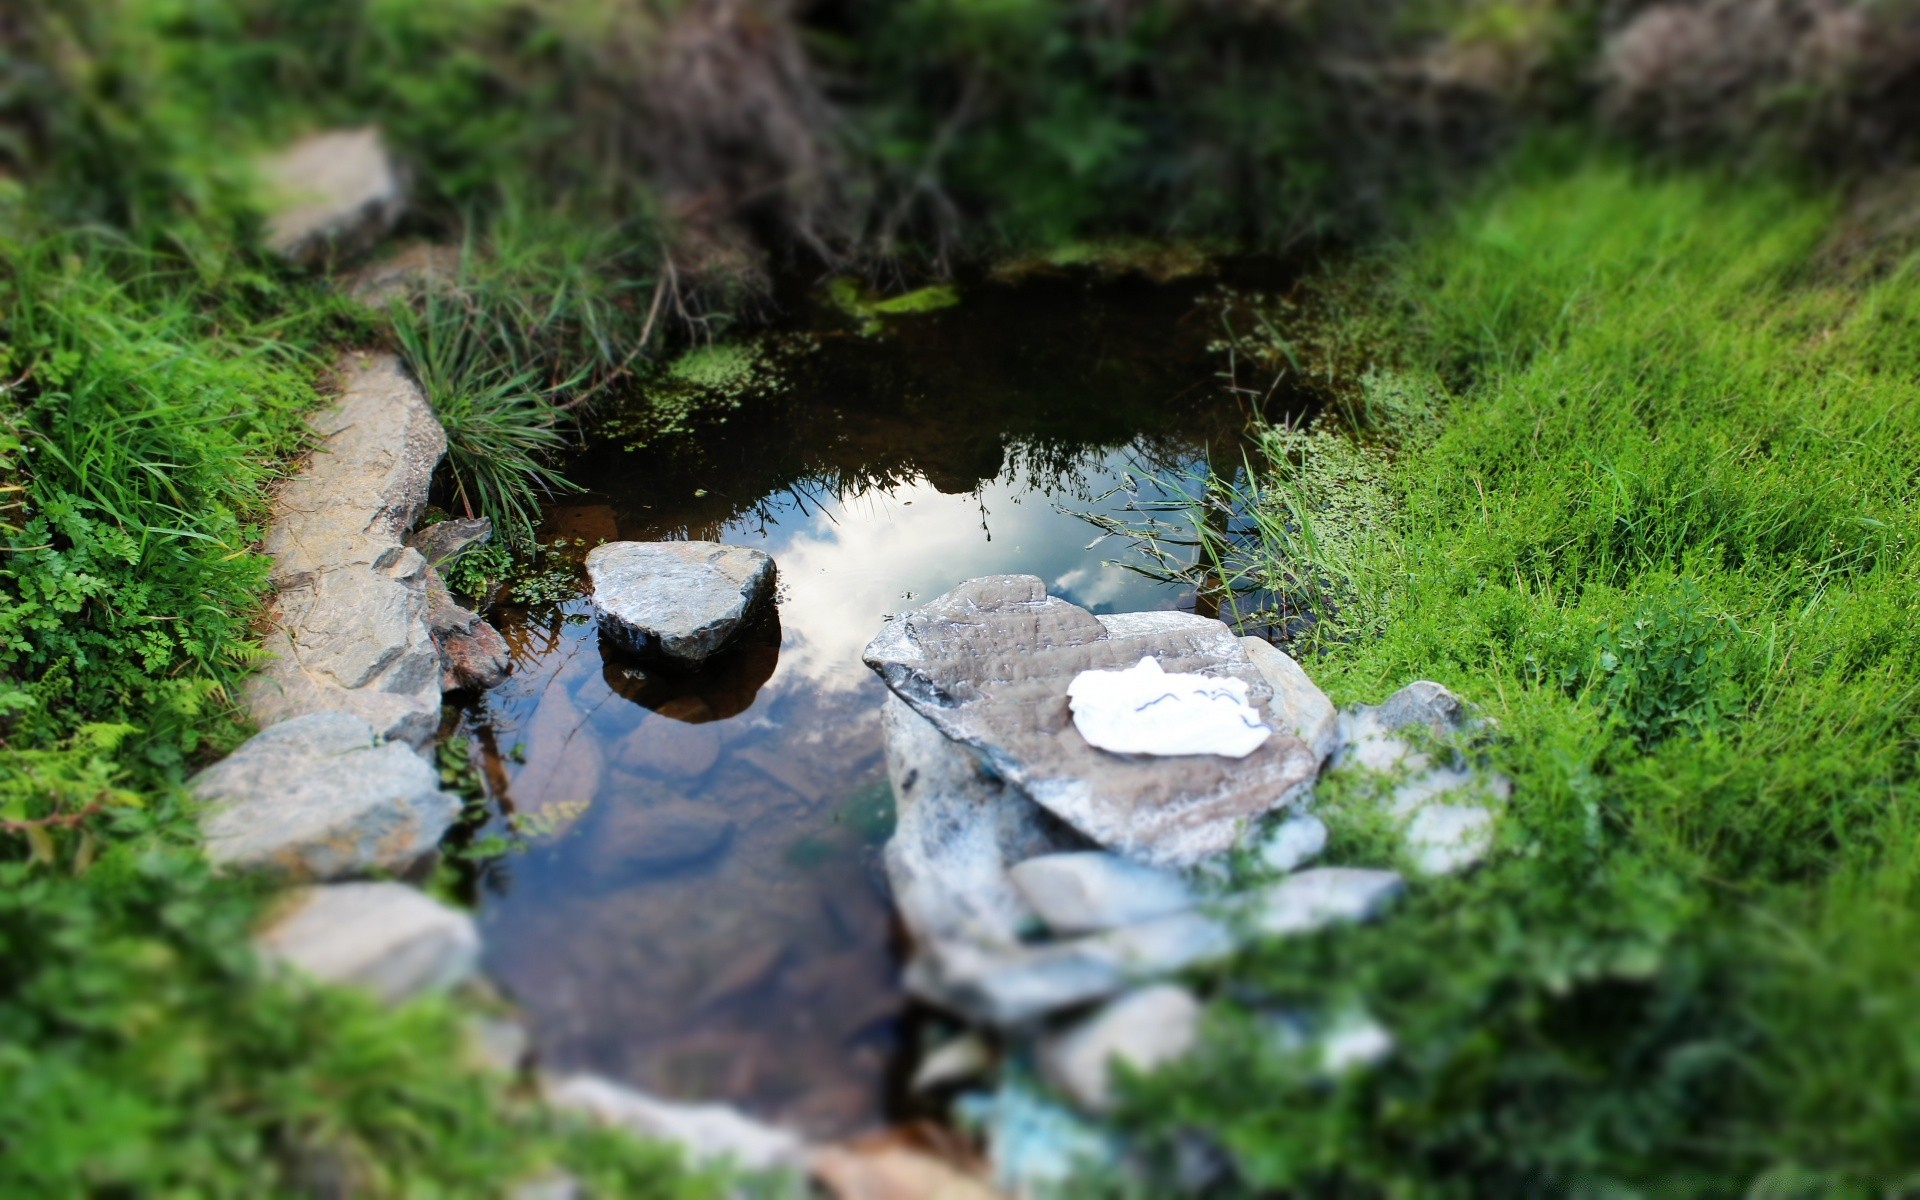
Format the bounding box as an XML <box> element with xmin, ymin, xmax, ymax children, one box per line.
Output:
<box><xmin>1112</xmin><ymin>156</ymin><xmax>1920</xmax><ymax>1195</ymax></box>
<box><xmin>392</xmin><ymin>292</ymin><xmax>580</xmax><ymax>548</ymax></box>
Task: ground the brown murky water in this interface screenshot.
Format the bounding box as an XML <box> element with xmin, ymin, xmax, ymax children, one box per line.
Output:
<box><xmin>454</xmin><ymin>264</ymin><xmax>1309</xmax><ymax>1137</ymax></box>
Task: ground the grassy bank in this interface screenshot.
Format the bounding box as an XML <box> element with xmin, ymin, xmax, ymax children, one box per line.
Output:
<box><xmin>1121</xmin><ymin>155</ymin><xmax>1920</xmax><ymax>1194</ymax></box>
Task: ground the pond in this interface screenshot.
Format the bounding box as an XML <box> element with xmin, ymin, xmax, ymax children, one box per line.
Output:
<box><xmin>452</xmin><ymin>261</ymin><xmax>1313</xmax><ymax>1138</ymax></box>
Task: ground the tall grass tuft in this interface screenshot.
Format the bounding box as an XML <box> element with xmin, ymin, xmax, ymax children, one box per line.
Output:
<box><xmin>390</xmin><ymin>290</ymin><xmax>581</xmax><ymax>548</ymax></box>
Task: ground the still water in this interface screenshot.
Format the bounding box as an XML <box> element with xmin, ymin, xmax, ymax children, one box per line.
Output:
<box><xmin>455</xmin><ymin>265</ymin><xmax>1303</xmax><ymax>1136</ymax></box>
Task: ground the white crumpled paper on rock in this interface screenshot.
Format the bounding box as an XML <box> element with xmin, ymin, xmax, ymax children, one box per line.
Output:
<box><xmin>1066</xmin><ymin>656</ymin><xmax>1273</xmax><ymax>758</ymax></box>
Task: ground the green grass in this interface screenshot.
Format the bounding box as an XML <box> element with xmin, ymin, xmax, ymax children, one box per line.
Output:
<box><xmin>1112</xmin><ymin>155</ymin><xmax>1920</xmax><ymax>1195</ymax></box>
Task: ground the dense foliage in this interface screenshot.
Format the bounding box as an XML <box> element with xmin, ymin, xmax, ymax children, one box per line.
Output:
<box><xmin>1117</xmin><ymin>156</ymin><xmax>1920</xmax><ymax>1196</ymax></box>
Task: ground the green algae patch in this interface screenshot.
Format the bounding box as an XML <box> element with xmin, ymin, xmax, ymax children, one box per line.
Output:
<box><xmin>992</xmin><ymin>237</ymin><xmax>1224</xmax><ymax>284</ymax></box>
<box><xmin>604</xmin><ymin>338</ymin><xmax>797</xmax><ymax>449</ymax></box>
<box><xmin>827</xmin><ymin>276</ymin><xmax>960</xmax><ymax>334</ymax></box>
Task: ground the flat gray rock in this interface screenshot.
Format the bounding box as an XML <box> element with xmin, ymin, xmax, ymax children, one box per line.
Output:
<box><xmin>255</xmin><ymin>881</ymin><xmax>479</xmax><ymax>1005</ymax></box>
<box><xmin>259</xmin><ymin>128</ymin><xmax>407</xmax><ymax>264</ymax></box>
<box><xmin>882</xmin><ymin>695</ymin><xmax>1083</xmax><ymax>953</ymax></box>
<box><xmin>193</xmin><ymin>711</ymin><xmax>460</xmax><ymax>879</ymax></box>
<box><xmin>245</xmin><ymin>354</ymin><xmax>448</xmax><ymax>746</ymax></box>
<box><xmin>1038</xmin><ymin>984</ymin><xmax>1202</xmax><ymax>1113</ymax></box>
<box><xmin>1009</xmin><ymin>851</ymin><xmax>1197</xmax><ymax>936</ymax></box>
<box><xmin>587</xmin><ymin>541</ymin><xmax>775</xmax><ymax>666</ymax></box>
<box><xmin>863</xmin><ymin>577</ymin><xmax>1318</xmax><ymax>866</ymax></box>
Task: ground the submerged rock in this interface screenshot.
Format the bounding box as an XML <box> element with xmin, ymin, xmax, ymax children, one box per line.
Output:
<box><xmin>255</xmin><ymin>880</ymin><xmax>479</xmax><ymax>1005</ymax></box>
<box><xmin>1038</xmin><ymin>984</ymin><xmax>1202</xmax><ymax>1114</ymax></box>
<box><xmin>259</xmin><ymin>128</ymin><xmax>407</xmax><ymax>265</ymax></box>
<box><xmin>863</xmin><ymin>576</ymin><xmax>1317</xmax><ymax>867</ymax></box>
<box><xmin>1008</xmin><ymin>851</ymin><xmax>1197</xmax><ymax>936</ymax></box>
<box><xmin>544</xmin><ymin>1074</ymin><xmax>805</xmax><ymax>1171</ymax></box>
<box><xmin>193</xmin><ymin>711</ymin><xmax>460</xmax><ymax>879</ymax></box>
<box><xmin>1066</xmin><ymin>657</ymin><xmax>1272</xmax><ymax>759</ymax></box>
<box><xmin>244</xmin><ymin>353</ymin><xmax>447</xmax><ymax>746</ymax></box>
<box><xmin>587</xmin><ymin>541</ymin><xmax>776</xmax><ymax>666</ymax></box>
<box><xmin>587</xmin><ymin>800</ymin><xmax>735</xmax><ymax>875</ymax></box>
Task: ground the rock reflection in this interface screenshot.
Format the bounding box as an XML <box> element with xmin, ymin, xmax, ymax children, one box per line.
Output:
<box><xmin>599</xmin><ymin>604</ymin><xmax>781</xmax><ymax>723</ymax></box>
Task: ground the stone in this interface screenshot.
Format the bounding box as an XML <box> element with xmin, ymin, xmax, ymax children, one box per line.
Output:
<box><xmin>343</xmin><ymin>241</ymin><xmax>461</xmax><ymax>308</ymax></box>
<box><xmin>615</xmin><ymin>716</ymin><xmax>722</xmax><ymax>780</ymax></box>
<box><xmin>254</xmin><ymin>881</ymin><xmax>478</xmax><ymax>1004</ymax></box>
<box><xmin>1008</xmin><ymin>851</ymin><xmax>1197</xmax><ymax>936</ymax></box>
<box><xmin>911</xmin><ymin>1032</ymin><xmax>994</xmax><ymax>1094</ymax></box>
<box><xmin>587</xmin><ymin>541</ymin><xmax>776</xmax><ymax>666</ymax></box>
<box><xmin>245</xmin><ymin>354</ymin><xmax>448</xmax><ymax>746</ymax></box>
<box><xmin>1038</xmin><ymin>984</ymin><xmax>1202</xmax><ymax>1114</ymax></box>
<box><xmin>544</xmin><ymin>1074</ymin><xmax>805</xmax><ymax>1171</ymax></box>
<box><xmin>863</xmin><ymin>577</ymin><xmax>1318</xmax><ymax>867</ymax></box>
<box><xmin>259</xmin><ymin>128</ymin><xmax>407</xmax><ymax>265</ymax></box>
<box><xmin>1250</xmin><ymin>867</ymin><xmax>1404</xmax><ymax>936</ymax></box>
<box><xmin>1269</xmin><ymin>1008</ymin><xmax>1395</xmax><ymax>1076</ymax></box>
<box><xmin>881</xmin><ymin>695</ymin><xmax>1083</xmax><ymax>954</ymax></box>
<box><xmin>1333</xmin><ymin>681</ymin><xmax>1507</xmax><ymax>875</ymax></box>
<box><xmin>1336</xmin><ymin>680</ymin><xmax>1477</xmax><ymax>776</ymax></box>
<box><xmin>465</xmin><ymin>1012</ymin><xmax>531</xmax><ymax>1075</ymax></box>
<box><xmin>423</xmin><ymin>565</ymin><xmax>511</xmax><ymax>691</ymax></box>
<box><xmin>587</xmin><ymin>800</ymin><xmax>735</xmax><ymax>875</ymax></box>
<box><xmin>906</xmin><ymin>910</ymin><xmax>1234</xmax><ymax>1028</ymax></box>
<box><xmin>408</xmin><ymin>517</ymin><xmax>493</xmax><ymax>568</ymax></box>
<box><xmin>1066</xmin><ymin>657</ymin><xmax>1272</xmax><ymax>758</ymax></box>
<box><xmin>1405</xmin><ymin>802</ymin><xmax>1495</xmax><ymax>875</ymax></box>
<box><xmin>954</xmin><ymin>1080</ymin><xmax>1120</xmax><ymax>1194</ymax></box>
<box><xmin>1240</xmin><ymin>636</ymin><xmax>1338</xmax><ymax>765</ymax></box>
<box><xmin>1254</xmin><ymin>813</ymin><xmax>1328</xmax><ymax>875</ymax></box>
<box><xmin>510</xmin><ymin>1172</ymin><xmax>584</xmax><ymax>1200</ymax></box>
<box><xmin>811</xmin><ymin>1140</ymin><xmax>1003</xmax><ymax>1200</ymax></box>
<box><xmin>194</xmin><ymin>712</ymin><xmax>461</xmax><ymax>880</ymax></box>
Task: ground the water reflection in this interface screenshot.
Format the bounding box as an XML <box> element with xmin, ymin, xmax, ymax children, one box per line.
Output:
<box><xmin>459</xmin><ymin>266</ymin><xmax>1311</xmax><ymax>1136</ymax></box>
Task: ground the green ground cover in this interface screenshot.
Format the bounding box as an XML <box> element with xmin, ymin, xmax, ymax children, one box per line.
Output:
<box><xmin>1117</xmin><ymin>155</ymin><xmax>1920</xmax><ymax>1196</ymax></box>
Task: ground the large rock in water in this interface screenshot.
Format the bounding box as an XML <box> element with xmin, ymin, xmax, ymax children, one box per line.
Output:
<box><xmin>192</xmin><ymin>711</ymin><xmax>461</xmax><ymax>879</ymax></box>
<box><xmin>586</xmin><ymin>541</ymin><xmax>775</xmax><ymax>667</ymax></box>
<box><xmin>259</xmin><ymin>128</ymin><xmax>407</xmax><ymax>265</ymax></box>
<box><xmin>881</xmin><ymin>694</ymin><xmax>1087</xmax><ymax>954</ymax></box>
<box><xmin>863</xmin><ymin>577</ymin><xmax>1319</xmax><ymax>866</ymax></box>
<box><xmin>245</xmin><ymin>353</ymin><xmax>447</xmax><ymax>746</ymax></box>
